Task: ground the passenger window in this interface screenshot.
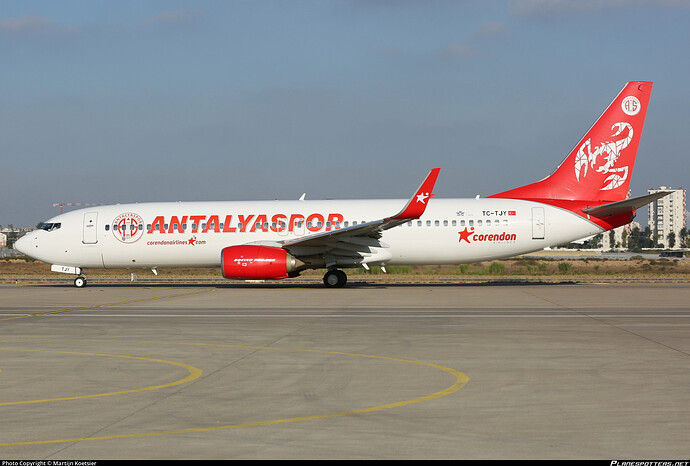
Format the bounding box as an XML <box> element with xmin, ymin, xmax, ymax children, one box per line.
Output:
<box><xmin>105</xmin><ymin>225</ymin><xmax>110</xmax><ymax>231</ymax></box>
<box><xmin>434</xmin><ymin>220</ymin><xmax>439</xmax><ymax>226</ymax></box>
<box><xmin>452</xmin><ymin>220</ymin><xmax>457</xmax><ymax>226</ymax></box>
<box><xmin>443</xmin><ymin>220</ymin><xmax>448</xmax><ymax>226</ymax></box>
<box><xmin>469</xmin><ymin>220</ymin><xmax>474</xmax><ymax>226</ymax></box>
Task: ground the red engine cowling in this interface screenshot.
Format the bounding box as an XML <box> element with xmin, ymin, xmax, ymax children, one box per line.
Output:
<box><xmin>221</xmin><ymin>245</ymin><xmax>301</xmax><ymax>280</ymax></box>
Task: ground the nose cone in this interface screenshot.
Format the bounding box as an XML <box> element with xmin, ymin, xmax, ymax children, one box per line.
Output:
<box><xmin>14</xmin><ymin>235</ymin><xmax>28</xmax><ymax>255</ymax></box>
<box><xmin>14</xmin><ymin>233</ymin><xmax>35</xmax><ymax>257</ymax></box>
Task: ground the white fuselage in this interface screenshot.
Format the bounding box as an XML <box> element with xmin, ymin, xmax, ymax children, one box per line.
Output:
<box><xmin>17</xmin><ymin>198</ymin><xmax>603</xmax><ymax>270</ymax></box>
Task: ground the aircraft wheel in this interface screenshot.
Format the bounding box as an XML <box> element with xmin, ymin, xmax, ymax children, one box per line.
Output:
<box><xmin>74</xmin><ymin>276</ymin><xmax>87</xmax><ymax>288</ymax></box>
<box><xmin>323</xmin><ymin>269</ymin><xmax>347</xmax><ymax>288</ymax></box>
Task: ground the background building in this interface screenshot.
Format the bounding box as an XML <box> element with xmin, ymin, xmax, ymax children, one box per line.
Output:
<box><xmin>648</xmin><ymin>187</ymin><xmax>687</xmax><ymax>248</ymax></box>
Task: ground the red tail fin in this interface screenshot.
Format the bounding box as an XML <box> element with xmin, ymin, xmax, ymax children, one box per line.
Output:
<box><xmin>490</xmin><ymin>81</ymin><xmax>653</xmax><ymax>203</ymax></box>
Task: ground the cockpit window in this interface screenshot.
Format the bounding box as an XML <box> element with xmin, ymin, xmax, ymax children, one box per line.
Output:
<box><xmin>38</xmin><ymin>223</ymin><xmax>61</xmax><ymax>232</ymax></box>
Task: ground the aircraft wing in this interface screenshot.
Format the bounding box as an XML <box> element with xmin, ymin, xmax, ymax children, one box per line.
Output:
<box><xmin>279</xmin><ymin>168</ymin><xmax>440</xmax><ymax>267</ymax></box>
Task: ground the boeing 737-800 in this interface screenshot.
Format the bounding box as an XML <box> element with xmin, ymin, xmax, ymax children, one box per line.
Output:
<box><xmin>15</xmin><ymin>81</ymin><xmax>669</xmax><ymax>288</ymax></box>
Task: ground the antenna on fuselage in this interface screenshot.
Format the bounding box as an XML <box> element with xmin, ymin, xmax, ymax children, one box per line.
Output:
<box><xmin>52</xmin><ymin>202</ymin><xmax>104</xmax><ymax>214</ymax></box>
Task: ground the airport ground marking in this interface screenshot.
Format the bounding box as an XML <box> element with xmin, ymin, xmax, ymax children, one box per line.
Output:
<box><xmin>0</xmin><ymin>288</ymin><xmax>215</xmax><ymax>322</ymax></box>
<box><xmin>0</xmin><ymin>347</ymin><xmax>202</xmax><ymax>406</ymax></box>
<box><xmin>0</xmin><ymin>339</ymin><xmax>469</xmax><ymax>446</ymax></box>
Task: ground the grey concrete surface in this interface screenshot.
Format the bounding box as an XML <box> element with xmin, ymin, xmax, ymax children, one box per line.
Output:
<box><xmin>0</xmin><ymin>282</ymin><xmax>689</xmax><ymax>459</ymax></box>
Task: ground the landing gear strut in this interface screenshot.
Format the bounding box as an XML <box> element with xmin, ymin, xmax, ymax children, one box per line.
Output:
<box><xmin>323</xmin><ymin>269</ymin><xmax>347</xmax><ymax>288</ymax></box>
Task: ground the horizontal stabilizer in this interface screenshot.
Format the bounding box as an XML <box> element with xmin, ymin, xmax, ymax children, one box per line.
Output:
<box><xmin>582</xmin><ymin>191</ymin><xmax>672</xmax><ymax>217</ymax></box>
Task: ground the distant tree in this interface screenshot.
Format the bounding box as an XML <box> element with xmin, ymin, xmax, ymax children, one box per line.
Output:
<box><xmin>667</xmin><ymin>231</ymin><xmax>676</xmax><ymax>249</ymax></box>
<box><xmin>628</xmin><ymin>226</ymin><xmax>641</xmax><ymax>251</ymax></box>
<box><xmin>640</xmin><ymin>226</ymin><xmax>654</xmax><ymax>248</ymax></box>
<box><xmin>651</xmin><ymin>228</ymin><xmax>660</xmax><ymax>248</ymax></box>
<box><xmin>7</xmin><ymin>231</ymin><xmax>18</xmax><ymax>249</ymax></box>
<box><xmin>621</xmin><ymin>229</ymin><xmax>628</xmax><ymax>249</ymax></box>
<box><xmin>680</xmin><ymin>228</ymin><xmax>688</xmax><ymax>248</ymax></box>
<box><xmin>590</xmin><ymin>233</ymin><xmax>603</xmax><ymax>249</ymax></box>
<box><xmin>609</xmin><ymin>230</ymin><xmax>616</xmax><ymax>249</ymax></box>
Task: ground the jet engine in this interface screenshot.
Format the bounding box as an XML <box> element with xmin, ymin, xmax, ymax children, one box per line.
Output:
<box><xmin>221</xmin><ymin>245</ymin><xmax>302</xmax><ymax>280</ymax></box>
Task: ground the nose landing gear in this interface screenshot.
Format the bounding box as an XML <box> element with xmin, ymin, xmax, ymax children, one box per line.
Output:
<box><xmin>323</xmin><ymin>269</ymin><xmax>347</xmax><ymax>288</ymax></box>
<box><xmin>74</xmin><ymin>276</ymin><xmax>87</xmax><ymax>288</ymax></box>
<box><xmin>50</xmin><ymin>265</ymin><xmax>87</xmax><ymax>288</ymax></box>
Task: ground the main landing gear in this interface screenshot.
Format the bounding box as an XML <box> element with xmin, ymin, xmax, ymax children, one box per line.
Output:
<box><xmin>323</xmin><ymin>269</ymin><xmax>347</xmax><ymax>288</ymax></box>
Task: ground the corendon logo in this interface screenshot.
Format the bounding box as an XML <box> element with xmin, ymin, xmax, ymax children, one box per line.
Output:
<box><xmin>112</xmin><ymin>212</ymin><xmax>144</xmax><ymax>243</ymax></box>
<box><xmin>458</xmin><ymin>228</ymin><xmax>516</xmax><ymax>244</ymax></box>
<box><xmin>146</xmin><ymin>213</ymin><xmax>345</xmax><ymax>234</ymax></box>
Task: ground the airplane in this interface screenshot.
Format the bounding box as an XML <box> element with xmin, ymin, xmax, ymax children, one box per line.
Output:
<box><xmin>15</xmin><ymin>81</ymin><xmax>670</xmax><ymax>288</ymax></box>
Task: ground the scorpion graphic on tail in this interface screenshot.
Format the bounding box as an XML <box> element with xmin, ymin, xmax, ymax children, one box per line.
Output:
<box><xmin>574</xmin><ymin>122</ymin><xmax>633</xmax><ymax>191</ymax></box>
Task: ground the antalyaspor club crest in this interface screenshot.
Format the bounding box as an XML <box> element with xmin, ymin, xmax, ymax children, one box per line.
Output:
<box><xmin>112</xmin><ymin>212</ymin><xmax>144</xmax><ymax>243</ymax></box>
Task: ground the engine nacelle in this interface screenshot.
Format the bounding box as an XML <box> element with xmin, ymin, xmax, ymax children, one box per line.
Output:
<box><xmin>221</xmin><ymin>245</ymin><xmax>301</xmax><ymax>280</ymax></box>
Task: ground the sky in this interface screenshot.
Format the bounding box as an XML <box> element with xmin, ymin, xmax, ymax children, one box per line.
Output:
<box><xmin>2</xmin><ymin>0</ymin><xmax>690</xmax><ymax>227</ymax></box>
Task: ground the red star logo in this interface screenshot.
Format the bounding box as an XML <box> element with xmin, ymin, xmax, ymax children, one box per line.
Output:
<box><xmin>188</xmin><ymin>236</ymin><xmax>197</xmax><ymax>245</ymax></box>
<box><xmin>458</xmin><ymin>227</ymin><xmax>474</xmax><ymax>243</ymax></box>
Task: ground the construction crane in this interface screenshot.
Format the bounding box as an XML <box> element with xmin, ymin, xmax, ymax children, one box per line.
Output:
<box><xmin>52</xmin><ymin>203</ymin><xmax>104</xmax><ymax>214</ymax></box>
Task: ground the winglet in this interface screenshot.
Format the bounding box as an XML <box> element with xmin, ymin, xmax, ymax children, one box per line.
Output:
<box><xmin>393</xmin><ymin>168</ymin><xmax>441</xmax><ymax>220</ymax></box>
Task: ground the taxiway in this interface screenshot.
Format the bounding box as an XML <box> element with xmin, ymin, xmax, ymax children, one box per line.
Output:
<box><xmin>1</xmin><ymin>282</ymin><xmax>689</xmax><ymax>459</ymax></box>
